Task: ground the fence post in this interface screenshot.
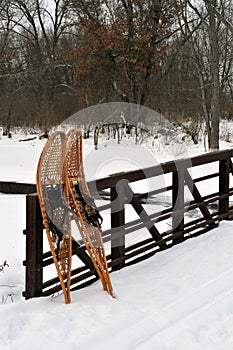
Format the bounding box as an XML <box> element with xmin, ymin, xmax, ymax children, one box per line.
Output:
<box><xmin>172</xmin><ymin>170</ymin><xmax>185</xmax><ymax>244</ymax></box>
<box><xmin>110</xmin><ymin>181</ymin><xmax>125</xmax><ymax>271</ymax></box>
<box><xmin>23</xmin><ymin>194</ymin><xmax>44</xmax><ymax>299</ymax></box>
<box><xmin>219</xmin><ymin>158</ymin><xmax>230</xmax><ymax>217</ymax></box>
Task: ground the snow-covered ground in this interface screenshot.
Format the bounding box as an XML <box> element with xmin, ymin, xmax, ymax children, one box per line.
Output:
<box><xmin>0</xmin><ymin>126</ymin><xmax>233</xmax><ymax>350</ymax></box>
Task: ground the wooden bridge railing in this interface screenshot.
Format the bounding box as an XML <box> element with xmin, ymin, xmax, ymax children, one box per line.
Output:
<box><xmin>23</xmin><ymin>149</ymin><xmax>233</xmax><ymax>299</ymax></box>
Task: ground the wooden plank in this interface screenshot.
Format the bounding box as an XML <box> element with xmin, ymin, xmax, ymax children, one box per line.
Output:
<box><xmin>0</xmin><ymin>181</ymin><xmax>36</xmax><ymax>194</ymax></box>
<box><xmin>124</xmin><ymin>184</ymin><xmax>167</xmax><ymax>249</ymax></box>
<box><xmin>230</xmin><ymin>159</ymin><xmax>233</xmax><ymax>175</ymax></box>
<box><xmin>111</xmin><ymin>182</ymin><xmax>126</xmax><ymax>271</ymax></box>
<box><xmin>23</xmin><ymin>194</ymin><xmax>43</xmax><ymax>299</ymax></box>
<box><xmin>172</xmin><ymin>170</ymin><xmax>184</xmax><ymax>244</ymax></box>
<box><xmin>219</xmin><ymin>158</ymin><xmax>230</xmax><ymax>215</ymax></box>
<box><xmin>184</xmin><ymin>170</ymin><xmax>212</xmax><ymax>221</ymax></box>
<box><xmin>193</xmin><ymin>172</ymin><xmax>219</xmax><ymax>183</ymax></box>
<box><xmin>89</xmin><ymin>149</ymin><xmax>233</xmax><ymax>191</ymax></box>
<box><xmin>191</xmin><ymin>149</ymin><xmax>233</xmax><ymax>167</ymax></box>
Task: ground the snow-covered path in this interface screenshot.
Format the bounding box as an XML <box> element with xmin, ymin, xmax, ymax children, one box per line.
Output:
<box><xmin>1</xmin><ymin>220</ymin><xmax>233</xmax><ymax>350</ymax></box>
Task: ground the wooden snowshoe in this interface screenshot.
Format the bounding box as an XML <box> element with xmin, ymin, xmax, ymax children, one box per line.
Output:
<box><xmin>36</xmin><ymin>131</ymin><xmax>72</xmax><ymax>304</ymax></box>
<box><xmin>65</xmin><ymin>129</ymin><xmax>114</xmax><ymax>297</ymax></box>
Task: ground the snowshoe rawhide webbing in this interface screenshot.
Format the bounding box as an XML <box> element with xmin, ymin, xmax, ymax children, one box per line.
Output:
<box><xmin>36</xmin><ymin>131</ymin><xmax>72</xmax><ymax>304</ymax></box>
<box><xmin>65</xmin><ymin>129</ymin><xmax>114</xmax><ymax>297</ymax></box>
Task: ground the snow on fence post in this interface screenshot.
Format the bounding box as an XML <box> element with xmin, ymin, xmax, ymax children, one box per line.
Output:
<box><xmin>172</xmin><ymin>170</ymin><xmax>185</xmax><ymax>244</ymax></box>
<box><xmin>110</xmin><ymin>181</ymin><xmax>126</xmax><ymax>271</ymax></box>
<box><xmin>219</xmin><ymin>158</ymin><xmax>230</xmax><ymax>217</ymax></box>
<box><xmin>23</xmin><ymin>194</ymin><xmax>44</xmax><ymax>299</ymax></box>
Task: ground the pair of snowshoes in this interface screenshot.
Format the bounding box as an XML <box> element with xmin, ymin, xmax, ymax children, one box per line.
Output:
<box><xmin>36</xmin><ymin>130</ymin><xmax>114</xmax><ymax>303</ymax></box>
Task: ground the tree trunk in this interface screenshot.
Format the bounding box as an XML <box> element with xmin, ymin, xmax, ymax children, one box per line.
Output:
<box><xmin>206</xmin><ymin>0</ymin><xmax>221</xmax><ymax>150</ymax></box>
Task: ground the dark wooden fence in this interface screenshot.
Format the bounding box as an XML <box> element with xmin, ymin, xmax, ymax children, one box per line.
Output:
<box><xmin>23</xmin><ymin>149</ymin><xmax>233</xmax><ymax>299</ymax></box>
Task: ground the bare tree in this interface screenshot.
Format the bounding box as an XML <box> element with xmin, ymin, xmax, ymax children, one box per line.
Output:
<box><xmin>174</xmin><ymin>0</ymin><xmax>232</xmax><ymax>150</ymax></box>
<box><xmin>4</xmin><ymin>0</ymin><xmax>73</xmax><ymax>128</ymax></box>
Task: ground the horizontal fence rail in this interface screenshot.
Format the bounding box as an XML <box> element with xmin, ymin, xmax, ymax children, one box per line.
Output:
<box><xmin>23</xmin><ymin>149</ymin><xmax>233</xmax><ymax>299</ymax></box>
<box><xmin>0</xmin><ymin>181</ymin><xmax>36</xmax><ymax>194</ymax></box>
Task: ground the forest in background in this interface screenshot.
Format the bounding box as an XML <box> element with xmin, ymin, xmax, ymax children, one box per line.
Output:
<box><xmin>0</xmin><ymin>0</ymin><xmax>232</xmax><ymax>149</ymax></box>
